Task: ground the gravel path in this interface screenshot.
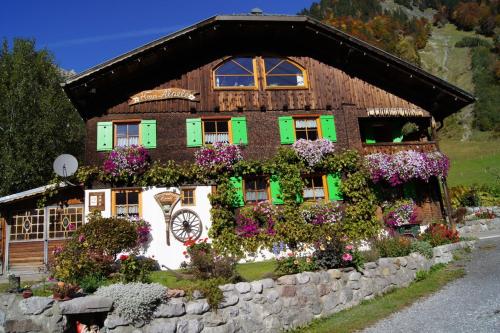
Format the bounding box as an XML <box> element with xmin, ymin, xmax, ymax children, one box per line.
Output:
<box><xmin>362</xmin><ymin>236</ymin><xmax>500</xmax><ymax>333</ymax></box>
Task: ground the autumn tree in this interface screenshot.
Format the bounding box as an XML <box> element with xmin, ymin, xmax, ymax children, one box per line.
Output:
<box><xmin>0</xmin><ymin>39</ymin><xmax>84</xmax><ymax>195</ymax></box>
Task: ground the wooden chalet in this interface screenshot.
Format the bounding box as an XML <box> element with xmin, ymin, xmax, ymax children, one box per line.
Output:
<box><xmin>0</xmin><ymin>12</ymin><xmax>475</xmax><ymax>273</ymax></box>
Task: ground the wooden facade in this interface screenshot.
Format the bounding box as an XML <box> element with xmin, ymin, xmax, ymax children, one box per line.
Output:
<box><xmin>62</xmin><ymin>14</ymin><xmax>474</xmax><ymax>227</ymax></box>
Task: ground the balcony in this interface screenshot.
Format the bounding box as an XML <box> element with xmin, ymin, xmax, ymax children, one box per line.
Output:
<box><xmin>361</xmin><ymin>141</ymin><xmax>438</xmax><ymax>155</ymax></box>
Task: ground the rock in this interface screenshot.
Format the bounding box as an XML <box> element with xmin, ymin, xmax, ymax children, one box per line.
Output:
<box><xmin>241</xmin><ymin>292</ymin><xmax>254</xmax><ymax>301</ymax></box>
<box><xmin>5</xmin><ymin>319</ymin><xmax>42</xmax><ymax>333</ymax></box>
<box><xmin>192</xmin><ymin>290</ymin><xmax>204</xmax><ymax>299</ymax></box>
<box><xmin>186</xmin><ymin>300</ymin><xmax>210</xmax><ymax>315</ymax></box>
<box><xmin>296</xmin><ymin>273</ymin><xmax>310</xmax><ymax>284</ymax></box>
<box><xmin>166</xmin><ymin>289</ymin><xmax>185</xmax><ymax>298</ymax></box>
<box><xmin>0</xmin><ymin>309</ymin><xmax>5</xmax><ymax>326</ymax></box>
<box><xmin>265</xmin><ymin>290</ymin><xmax>279</xmax><ymax>303</ymax></box>
<box><xmin>277</xmin><ymin>275</ymin><xmax>296</xmax><ymax>285</ymax></box>
<box><xmin>260</xmin><ymin>278</ymin><xmax>275</xmax><ymax>289</ymax></box>
<box><xmin>345</xmin><ymin>271</ymin><xmax>361</xmax><ymax>281</ymax></box>
<box><xmin>176</xmin><ymin>319</ymin><xmax>203</xmax><ymax>333</ymax></box>
<box><xmin>59</xmin><ymin>296</ymin><xmax>112</xmax><ymax>314</ymax></box>
<box><xmin>395</xmin><ymin>257</ymin><xmax>408</xmax><ymax>267</ymax></box>
<box><xmin>327</xmin><ymin>269</ymin><xmax>342</xmax><ymax>279</ymax></box>
<box><xmin>203</xmin><ymin>312</ymin><xmax>226</xmax><ymax>327</ymax></box>
<box><xmin>218</xmin><ymin>293</ymin><xmax>239</xmax><ymax>309</ymax></box>
<box><xmin>235</xmin><ymin>282</ymin><xmax>251</xmax><ymax>294</ymax></box>
<box><xmin>153</xmin><ymin>301</ymin><xmax>186</xmax><ymax>318</ymax></box>
<box><xmin>0</xmin><ymin>294</ymin><xmax>16</xmax><ymax>309</ymax></box>
<box><xmin>318</xmin><ymin>271</ymin><xmax>331</xmax><ymax>283</ymax></box>
<box><xmin>364</xmin><ymin>262</ymin><xmax>377</xmax><ymax>269</ymax></box>
<box><xmin>338</xmin><ymin>288</ymin><xmax>353</xmax><ymax>305</ymax></box>
<box><xmin>219</xmin><ymin>284</ymin><xmax>234</xmax><ymax>292</ymax></box>
<box><xmin>202</xmin><ymin>321</ymin><xmax>237</xmax><ymax>333</ymax></box>
<box><xmin>143</xmin><ymin>319</ymin><xmax>177</xmax><ymax>333</ymax></box>
<box><xmin>18</xmin><ymin>296</ymin><xmax>54</xmax><ymax>315</ymax></box>
<box><xmin>252</xmin><ymin>294</ymin><xmax>267</xmax><ymax>304</ymax></box>
<box><xmin>331</xmin><ymin>279</ymin><xmax>343</xmax><ymax>292</ymax></box>
<box><xmin>280</xmin><ymin>285</ymin><xmax>296</xmax><ymax>297</ymax></box>
<box><xmin>317</xmin><ymin>284</ymin><xmax>331</xmax><ymax>296</ymax></box>
<box><xmin>346</xmin><ymin>281</ymin><xmax>361</xmax><ymax>290</ymax></box>
<box><xmin>321</xmin><ymin>294</ymin><xmax>340</xmax><ymax>314</ymax></box>
<box><xmin>250</xmin><ymin>281</ymin><xmax>263</xmax><ymax>294</ymax></box>
<box><xmin>104</xmin><ymin>314</ymin><xmax>132</xmax><ymax>329</ymax></box>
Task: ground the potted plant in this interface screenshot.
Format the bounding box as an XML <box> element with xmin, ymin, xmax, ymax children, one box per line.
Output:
<box><xmin>52</xmin><ymin>282</ymin><xmax>78</xmax><ymax>301</ymax></box>
<box><xmin>22</xmin><ymin>285</ymin><xmax>33</xmax><ymax>298</ymax></box>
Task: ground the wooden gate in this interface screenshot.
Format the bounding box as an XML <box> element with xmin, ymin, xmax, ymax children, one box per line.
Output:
<box><xmin>6</xmin><ymin>206</ymin><xmax>83</xmax><ymax>273</ymax></box>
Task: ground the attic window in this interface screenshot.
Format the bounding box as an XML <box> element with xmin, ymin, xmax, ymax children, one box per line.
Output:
<box><xmin>214</xmin><ymin>57</ymin><xmax>256</xmax><ymax>89</ymax></box>
<box><xmin>263</xmin><ymin>58</ymin><xmax>306</xmax><ymax>88</ymax></box>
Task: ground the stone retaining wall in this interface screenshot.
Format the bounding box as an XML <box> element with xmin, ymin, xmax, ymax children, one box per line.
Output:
<box><xmin>0</xmin><ymin>241</ymin><xmax>475</xmax><ymax>333</ymax></box>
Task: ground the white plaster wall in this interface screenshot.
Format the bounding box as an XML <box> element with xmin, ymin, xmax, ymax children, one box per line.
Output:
<box><xmin>139</xmin><ymin>186</ymin><xmax>213</xmax><ymax>269</ymax></box>
<box><xmin>84</xmin><ymin>189</ymin><xmax>112</xmax><ymax>218</ymax></box>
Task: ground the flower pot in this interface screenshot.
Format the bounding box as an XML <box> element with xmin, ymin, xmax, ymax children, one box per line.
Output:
<box><xmin>22</xmin><ymin>289</ymin><xmax>33</xmax><ymax>298</ymax></box>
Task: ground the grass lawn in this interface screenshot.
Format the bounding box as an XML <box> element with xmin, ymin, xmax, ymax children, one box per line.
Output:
<box><xmin>290</xmin><ymin>264</ymin><xmax>465</xmax><ymax>333</ymax></box>
<box><xmin>150</xmin><ymin>259</ymin><xmax>277</xmax><ymax>289</ymax></box>
<box><xmin>440</xmin><ymin>139</ymin><xmax>500</xmax><ymax>187</ymax></box>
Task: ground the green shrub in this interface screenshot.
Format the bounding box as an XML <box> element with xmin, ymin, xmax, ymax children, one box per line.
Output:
<box><xmin>313</xmin><ymin>240</ymin><xmax>364</xmax><ymax>270</ymax></box>
<box><xmin>182</xmin><ymin>238</ymin><xmax>240</xmax><ymax>281</ymax></box>
<box><xmin>118</xmin><ymin>255</ymin><xmax>158</xmax><ymax>283</ymax></box>
<box><xmin>455</xmin><ymin>37</ymin><xmax>492</xmax><ymax>48</ymax></box>
<box><xmin>374</xmin><ymin>237</ymin><xmax>413</xmax><ymax>258</ymax></box>
<box><xmin>415</xmin><ymin>269</ymin><xmax>429</xmax><ymax>282</ymax></box>
<box><xmin>410</xmin><ymin>240</ymin><xmax>433</xmax><ymax>259</ymax></box>
<box><xmin>420</xmin><ymin>224</ymin><xmax>459</xmax><ymax>247</ymax></box>
<box><xmin>52</xmin><ymin>212</ymin><xmax>147</xmax><ymax>284</ymax></box>
<box><xmin>361</xmin><ymin>248</ymin><xmax>380</xmax><ymax>263</ymax></box>
<box><xmin>275</xmin><ymin>255</ymin><xmax>318</xmax><ymax>276</ymax></box>
<box><xmin>79</xmin><ymin>274</ymin><xmax>107</xmax><ymax>293</ymax></box>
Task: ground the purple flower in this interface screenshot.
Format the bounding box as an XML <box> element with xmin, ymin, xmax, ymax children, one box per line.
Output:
<box><xmin>194</xmin><ymin>142</ymin><xmax>243</xmax><ymax>171</ymax></box>
<box><xmin>292</xmin><ymin>139</ymin><xmax>335</xmax><ymax>166</ymax></box>
<box><xmin>102</xmin><ymin>145</ymin><xmax>150</xmax><ymax>177</ymax></box>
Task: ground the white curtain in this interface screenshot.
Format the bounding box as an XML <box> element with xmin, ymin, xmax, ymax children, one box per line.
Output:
<box><xmin>205</xmin><ymin>133</ymin><xmax>229</xmax><ymax>144</ymax></box>
<box><xmin>295</xmin><ymin>119</ymin><xmax>317</xmax><ymax>129</ymax></box>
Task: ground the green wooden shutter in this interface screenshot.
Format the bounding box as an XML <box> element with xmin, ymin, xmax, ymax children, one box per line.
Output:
<box><xmin>231</xmin><ymin>117</ymin><xmax>248</xmax><ymax>145</ymax></box>
<box><xmin>270</xmin><ymin>175</ymin><xmax>283</xmax><ymax>205</ymax></box>
<box><xmin>320</xmin><ymin>115</ymin><xmax>337</xmax><ymax>142</ymax></box>
<box><xmin>392</xmin><ymin>127</ymin><xmax>403</xmax><ymax>143</ymax></box>
<box><xmin>327</xmin><ymin>173</ymin><xmax>343</xmax><ymax>201</ymax></box>
<box><xmin>186</xmin><ymin>118</ymin><xmax>202</xmax><ymax>147</ymax></box>
<box><xmin>365</xmin><ymin>126</ymin><xmax>376</xmax><ymax>144</ymax></box>
<box><xmin>230</xmin><ymin>176</ymin><xmax>244</xmax><ymax>207</ymax></box>
<box><xmin>140</xmin><ymin>120</ymin><xmax>157</xmax><ymax>148</ymax></box>
<box><xmin>278</xmin><ymin>116</ymin><xmax>294</xmax><ymax>144</ymax></box>
<box><xmin>97</xmin><ymin>122</ymin><xmax>113</xmax><ymax>151</ymax></box>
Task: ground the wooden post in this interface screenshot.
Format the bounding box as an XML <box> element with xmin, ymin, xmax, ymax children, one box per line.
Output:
<box><xmin>441</xmin><ymin>177</ymin><xmax>455</xmax><ymax>230</ymax></box>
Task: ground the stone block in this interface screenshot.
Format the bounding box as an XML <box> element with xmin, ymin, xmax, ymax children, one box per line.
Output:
<box><xmin>143</xmin><ymin>319</ymin><xmax>177</xmax><ymax>333</ymax></box>
<box><xmin>250</xmin><ymin>281</ymin><xmax>263</xmax><ymax>294</ymax></box>
<box><xmin>166</xmin><ymin>289</ymin><xmax>185</xmax><ymax>298</ymax></box>
<box><xmin>346</xmin><ymin>281</ymin><xmax>361</xmax><ymax>290</ymax></box>
<box><xmin>219</xmin><ymin>284</ymin><xmax>234</xmax><ymax>292</ymax></box>
<box><xmin>277</xmin><ymin>275</ymin><xmax>296</xmax><ymax>285</ymax></box>
<box><xmin>260</xmin><ymin>278</ymin><xmax>275</xmax><ymax>289</ymax></box>
<box><xmin>345</xmin><ymin>271</ymin><xmax>361</xmax><ymax>281</ymax></box>
<box><xmin>280</xmin><ymin>285</ymin><xmax>297</xmax><ymax>297</ymax></box>
<box><xmin>218</xmin><ymin>293</ymin><xmax>239</xmax><ymax>308</ymax></box>
<box><xmin>153</xmin><ymin>301</ymin><xmax>186</xmax><ymax>318</ymax></box>
<box><xmin>186</xmin><ymin>300</ymin><xmax>210</xmax><ymax>315</ymax></box>
<box><xmin>327</xmin><ymin>269</ymin><xmax>342</xmax><ymax>279</ymax></box>
<box><xmin>317</xmin><ymin>283</ymin><xmax>331</xmax><ymax>296</ymax></box>
<box><xmin>203</xmin><ymin>312</ymin><xmax>227</xmax><ymax>327</ymax></box>
<box><xmin>5</xmin><ymin>319</ymin><xmax>42</xmax><ymax>333</ymax></box>
<box><xmin>59</xmin><ymin>296</ymin><xmax>112</xmax><ymax>314</ymax></box>
<box><xmin>19</xmin><ymin>297</ymin><xmax>54</xmax><ymax>315</ymax></box>
<box><xmin>235</xmin><ymin>282</ymin><xmax>251</xmax><ymax>294</ymax></box>
<box><xmin>241</xmin><ymin>292</ymin><xmax>253</xmax><ymax>301</ymax></box>
<box><xmin>364</xmin><ymin>262</ymin><xmax>377</xmax><ymax>269</ymax></box>
<box><xmin>176</xmin><ymin>319</ymin><xmax>203</xmax><ymax>333</ymax></box>
<box><xmin>104</xmin><ymin>314</ymin><xmax>132</xmax><ymax>329</ymax></box>
<box><xmin>265</xmin><ymin>289</ymin><xmax>279</xmax><ymax>303</ymax></box>
<box><xmin>296</xmin><ymin>272</ymin><xmax>310</xmax><ymax>284</ymax></box>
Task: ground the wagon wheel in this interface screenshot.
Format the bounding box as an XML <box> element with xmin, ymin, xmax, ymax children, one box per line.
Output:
<box><xmin>170</xmin><ymin>209</ymin><xmax>202</xmax><ymax>242</ymax></box>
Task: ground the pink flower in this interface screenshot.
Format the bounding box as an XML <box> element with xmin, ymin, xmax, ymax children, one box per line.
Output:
<box><xmin>68</xmin><ymin>223</ymin><xmax>76</xmax><ymax>231</ymax></box>
<box><xmin>345</xmin><ymin>245</ymin><xmax>354</xmax><ymax>251</ymax></box>
<box><xmin>78</xmin><ymin>234</ymin><xmax>85</xmax><ymax>243</ymax></box>
<box><xmin>342</xmin><ymin>253</ymin><xmax>353</xmax><ymax>262</ymax></box>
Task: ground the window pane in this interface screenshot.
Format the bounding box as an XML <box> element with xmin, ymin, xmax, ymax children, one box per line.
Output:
<box><xmin>295</xmin><ymin>120</ymin><xmax>307</xmax><ymax>129</ymax></box>
<box><xmin>215</xmin><ymin>76</ymin><xmax>255</xmax><ymax>87</ymax></box>
<box><xmin>116</xmin><ymin>124</ymin><xmax>127</xmax><ymax>136</ymax></box>
<box><xmin>117</xmin><ymin>137</ymin><xmax>128</xmax><ymax>147</ymax></box>
<box><xmin>235</xmin><ymin>57</ymin><xmax>254</xmax><ymax>72</ymax></box>
<box><xmin>256</xmin><ymin>178</ymin><xmax>267</xmax><ymax>190</ymax></box>
<box><xmin>217</xmin><ymin>121</ymin><xmax>228</xmax><ymax>132</ymax></box>
<box><xmin>269</xmin><ymin>61</ymin><xmax>302</xmax><ymax>75</ymax></box>
<box><xmin>116</xmin><ymin>192</ymin><xmax>126</xmax><ymax>205</ymax></box>
<box><xmin>308</xmin><ymin>131</ymin><xmax>318</xmax><ymax>140</ymax></box>
<box><xmin>216</xmin><ymin>61</ymin><xmax>248</xmax><ymax>75</ymax></box>
<box><xmin>312</xmin><ymin>176</ymin><xmax>323</xmax><ymax>186</ymax></box>
<box><xmin>296</xmin><ymin>130</ymin><xmax>308</xmax><ymax>140</ymax></box>
<box><xmin>267</xmin><ymin>75</ymin><xmax>303</xmax><ymax>87</ymax></box>
<box><xmin>257</xmin><ymin>191</ymin><xmax>268</xmax><ymax>201</ymax></box>
<box><xmin>264</xmin><ymin>58</ymin><xmax>282</xmax><ymax>71</ymax></box>
<box><xmin>204</xmin><ymin>121</ymin><xmax>216</xmax><ymax>133</ymax></box>
<box><xmin>128</xmin><ymin>124</ymin><xmax>139</xmax><ymax>136</ymax></box>
<box><xmin>246</xmin><ymin>192</ymin><xmax>256</xmax><ymax>201</ymax></box>
<box><xmin>129</xmin><ymin>136</ymin><xmax>139</xmax><ymax>145</ymax></box>
<box><xmin>128</xmin><ymin>192</ymin><xmax>139</xmax><ymax>205</ymax></box>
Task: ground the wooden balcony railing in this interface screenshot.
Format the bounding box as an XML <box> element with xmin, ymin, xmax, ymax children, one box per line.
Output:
<box><xmin>361</xmin><ymin>141</ymin><xmax>438</xmax><ymax>155</ymax></box>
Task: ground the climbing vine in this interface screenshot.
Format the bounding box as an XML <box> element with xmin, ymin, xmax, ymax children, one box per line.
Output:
<box><xmin>67</xmin><ymin>145</ymin><xmax>381</xmax><ymax>257</ymax></box>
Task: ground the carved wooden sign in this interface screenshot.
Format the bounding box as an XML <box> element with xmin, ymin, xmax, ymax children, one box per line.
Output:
<box><xmin>154</xmin><ymin>191</ymin><xmax>180</xmax><ymax>246</ymax></box>
<box><xmin>129</xmin><ymin>88</ymin><xmax>199</xmax><ymax>105</ymax></box>
<box><xmin>88</xmin><ymin>192</ymin><xmax>105</xmax><ymax>211</ymax></box>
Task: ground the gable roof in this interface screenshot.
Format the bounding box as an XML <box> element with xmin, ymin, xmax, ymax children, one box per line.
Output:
<box><xmin>62</xmin><ymin>14</ymin><xmax>474</xmax><ymax>121</ymax></box>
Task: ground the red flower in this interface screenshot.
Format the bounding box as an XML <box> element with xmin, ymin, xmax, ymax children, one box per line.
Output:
<box><xmin>119</xmin><ymin>254</ymin><xmax>129</xmax><ymax>261</ymax></box>
<box><xmin>182</xmin><ymin>251</ymin><xmax>187</xmax><ymax>255</ymax></box>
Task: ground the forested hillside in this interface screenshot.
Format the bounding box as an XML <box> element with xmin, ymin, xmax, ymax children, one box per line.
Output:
<box><xmin>301</xmin><ymin>0</ymin><xmax>499</xmax><ymax>139</ymax></box>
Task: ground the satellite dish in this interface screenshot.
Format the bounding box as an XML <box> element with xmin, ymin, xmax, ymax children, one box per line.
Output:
<box><xmin>53</xmin><ymin>154</ymin><xmax>78</xmax><ymax>178</ymax></box>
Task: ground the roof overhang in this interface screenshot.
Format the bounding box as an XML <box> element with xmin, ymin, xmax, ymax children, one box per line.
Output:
<box><xmin>62</xmin><ymin>14</ymin><xmax>475</xmax><ymax>121</ymax></box>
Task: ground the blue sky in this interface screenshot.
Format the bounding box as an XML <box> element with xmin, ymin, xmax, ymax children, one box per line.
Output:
<box><xmin>0</xmin><ymin>1</ymin><xmax>315</xmax><ymax>73</ymax></box>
